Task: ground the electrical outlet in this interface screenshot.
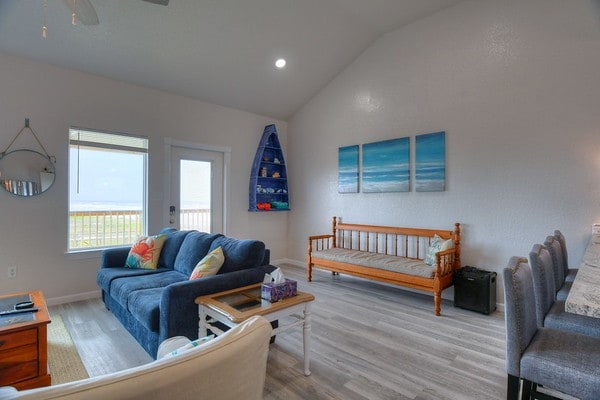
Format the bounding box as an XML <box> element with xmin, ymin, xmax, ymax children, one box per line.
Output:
<box><xmin>8</xmin><ymin>266</ymin><xmax>17</xmax><ymax>278</ymax></box>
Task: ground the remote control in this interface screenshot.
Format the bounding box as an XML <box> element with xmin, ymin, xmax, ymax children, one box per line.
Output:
<box><xmin>0</xmin><ymin>308</ymin><xmax>39</xmax><ymax>316</ymax></box>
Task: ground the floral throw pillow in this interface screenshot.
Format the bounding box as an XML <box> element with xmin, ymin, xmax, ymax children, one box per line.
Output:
<box><xmin>189</xmin><ymin>246</ymin><xmax>225</xmax><ymax>280</ymax></box>
<box><xmin>424</xmin><ymin>234</ymin><xmax>454</xmax><ymax>266</ymax></box>
<box><xmin>125</xmin><ymin>234</ymin><xmax>167</xmax><ymax>270</ymax></box>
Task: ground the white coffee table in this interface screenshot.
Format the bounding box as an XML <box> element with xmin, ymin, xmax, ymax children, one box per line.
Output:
<box><xmin>195</xmin><ymin>283</ymin><xmax>315</xmax><ymax>375</ymax></box>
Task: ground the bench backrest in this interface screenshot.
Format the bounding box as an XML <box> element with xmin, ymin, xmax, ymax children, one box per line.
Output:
<box><xmin>333</xmin><ymin>217</ymin><xmax>461</xmax><ymax>268</ymax></box>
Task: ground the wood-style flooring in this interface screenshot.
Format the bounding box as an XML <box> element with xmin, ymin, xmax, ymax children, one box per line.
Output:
<box><xmin>49</xmin><ymin>264</ymin><xmax>507</xmax><ymax>400</ymax></box>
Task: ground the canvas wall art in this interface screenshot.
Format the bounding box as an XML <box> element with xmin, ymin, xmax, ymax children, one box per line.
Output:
<box><xmin>338</xmin><ymin>145</ymin><xmax>359</xmax><ymax>193</ymax></box>
<box><xmin>415</xmin><ymin>131</ymin><xmax>446</xmax><ymax>192</ymax></box>
<box><xmin>362</xmin><ymin>137</ymin><xmax>409</xmax><ymax>193</ymax></box>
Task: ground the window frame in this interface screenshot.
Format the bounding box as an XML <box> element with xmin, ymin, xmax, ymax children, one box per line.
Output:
<box><xmin>67</xmin><ymin>126</ymin><xmax>149</xmax><ymax>253</ymax></box>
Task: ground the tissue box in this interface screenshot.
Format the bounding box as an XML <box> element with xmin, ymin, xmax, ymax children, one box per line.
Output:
<box><xmin>261</xmin><ymin>279</ymin><xmax>297</xmax><ymax>302</ymax></box>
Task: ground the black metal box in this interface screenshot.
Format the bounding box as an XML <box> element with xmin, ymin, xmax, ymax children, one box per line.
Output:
<box><xmin>453</xmin><ymin>266</ymin><xmax>497</xmax><ymax>315</ymax></box>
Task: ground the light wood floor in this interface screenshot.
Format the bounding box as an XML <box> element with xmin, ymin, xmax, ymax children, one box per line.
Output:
<box><xmin>49</xmin><ymin>264</ymin><xmax>507</xmax><ymax>400</ymax></box>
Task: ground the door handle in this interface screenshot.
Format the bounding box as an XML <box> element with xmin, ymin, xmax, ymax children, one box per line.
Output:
<box><xmin>169</xmin><ymin>205</ymin><xmax>176</xmax><ymax>224</ymax></box>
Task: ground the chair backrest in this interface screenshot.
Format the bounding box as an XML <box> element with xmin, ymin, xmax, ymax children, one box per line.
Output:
<box><xmin>503</xmin><ymin>256</ymin><xmax>539</xmax><ymax>378</ymax></box>
<box><xmin>544</xmin><ymin>235</ymin><xmax>565</xmax><ymax>290</ymax></box>
<box><xmin>554</xmin><ymin>230</ymin><xmax>569</xmax><ymax>273</ymax></box>
<box><xmin>4</xmin><ymin>316</ymin><xmax>273</xmax><ymax>400</ymax></box>
<box><xmin>528</xmin><ymin>244</ymin><xmax>556</xmax><ymax>327</ymax></box>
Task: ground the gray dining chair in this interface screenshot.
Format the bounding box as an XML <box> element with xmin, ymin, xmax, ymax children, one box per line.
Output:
<box><xmin>544</xmin><ymin>235</ymin><xmax>571</xmax><ymax>301</ymax></box>
<box><xmin>503</xmin><ymin>256</ymin><xmax>600</xmax><ymax>400</ymax></box>
<box><xmin>529</xmin><ymin>244</ymin><xmax>600</xmax><ymax>337</ymax></box>
<box><xmin>554</xmin><ymin>230</ymin><xmax>577</xmax><ymax>282</ymax></box>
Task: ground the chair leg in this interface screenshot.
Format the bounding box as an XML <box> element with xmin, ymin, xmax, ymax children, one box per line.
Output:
<box><xmin>521</xmin><ymin>379</ymin><xmax>533</xmax><ymax>400</ymax></box>
<box><xmin>507</xmin><ymin>375</ymin><xmax>520</xmax><ymax>400</ymax></box>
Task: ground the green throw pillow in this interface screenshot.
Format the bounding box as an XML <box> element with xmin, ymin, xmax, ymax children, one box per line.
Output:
<box><xmin>189</xmin><ymin>246</ymin><xmax>225</xmax><ymax>280</ymax></box>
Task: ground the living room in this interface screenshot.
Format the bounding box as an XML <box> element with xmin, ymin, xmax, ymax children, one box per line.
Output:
<box><xmin>0</xmin><ymin>0</ymin><xmax>599</xmax><ymax>399</ymax></box>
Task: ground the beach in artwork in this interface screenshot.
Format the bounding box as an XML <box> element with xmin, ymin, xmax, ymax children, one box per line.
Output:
<box><xmin>415</xmin><ymin>131</ymin><xmax>445</xmax><ymax>192</ymax></box>
<box><xmin>362</xmin><ymin>137</ymin><xmax>409</xmax><ymax>193</ymax></box>
<box><xmin>338</xmin><ymin>145</ymin><xmax>359</xmax><ymax>193</ymax></box>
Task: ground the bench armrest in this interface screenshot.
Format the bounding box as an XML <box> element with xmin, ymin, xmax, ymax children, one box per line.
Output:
<box><xmin>435</xmin><ymin>248</ymin><xmax>458</xmax><ymax>277</ymax></box>
<box><xmin>308</xmin><ymin>234</ymin><xmax>335</xmax><ymax>254</ymax></box>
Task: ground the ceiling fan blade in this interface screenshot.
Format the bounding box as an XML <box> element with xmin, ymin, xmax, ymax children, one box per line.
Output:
<box><xmin>142</xmin><ymin>0</ymin><xmax>170</xmax><ymax>5</ymax></box>
<box><xmin>62</xmin><ymin>0</ymin><xmax>99</xmax><ymax>26</ymax></box>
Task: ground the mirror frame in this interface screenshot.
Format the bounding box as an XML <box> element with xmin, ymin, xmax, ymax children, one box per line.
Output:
<box><xmin>0</xmin><ymin>149</ymin><xmax>56</xmax><ymax>197</ymax></box>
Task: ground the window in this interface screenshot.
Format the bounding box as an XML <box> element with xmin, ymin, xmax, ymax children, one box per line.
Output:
<box><xmin>68</xmin><ymin>128</ymin><xmax>148</xmax><ymax>251</ymax></box>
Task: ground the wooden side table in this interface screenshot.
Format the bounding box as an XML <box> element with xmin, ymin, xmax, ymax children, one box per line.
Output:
<box><xmin>196</xmin><ymin>284</ymin><xmax>315</xmax><ymax>375</ymax></box>
<box><xmin>0</xmin><ymin>290</ymin><xmax>51</xmax><ymax>389</ymax></box>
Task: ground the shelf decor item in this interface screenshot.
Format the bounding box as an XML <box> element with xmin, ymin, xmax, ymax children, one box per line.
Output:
<box><xmin>249</xmin><ymin>124</ymin><xmax>290</xmax><ymax>212</ymax></box>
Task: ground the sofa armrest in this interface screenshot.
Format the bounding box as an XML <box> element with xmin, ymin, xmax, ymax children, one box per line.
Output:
<box><xmin>100</xmin><ymin>246</ymin><xmax>131</xmax><ymax>268</ymax></box>
<box><xmin>159</xmin><ymin>264</ymin><xmax>276</xmax><ymax>344</ymax></box>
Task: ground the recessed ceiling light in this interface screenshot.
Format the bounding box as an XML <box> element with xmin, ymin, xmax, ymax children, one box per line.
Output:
<box><xmin>275</xmin><ymin>58</ymin><xmax>286</xmax><ymax>69</ymax></box>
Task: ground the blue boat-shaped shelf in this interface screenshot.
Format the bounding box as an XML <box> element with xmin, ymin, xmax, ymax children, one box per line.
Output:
<box><xmin>249</xmin><ymin>125</ymin><xmax>289</xmax><ymax>212</ymax></box>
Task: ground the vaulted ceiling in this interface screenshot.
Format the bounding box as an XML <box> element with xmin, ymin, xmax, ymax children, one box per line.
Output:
<box><xmin>0</xmin><ymin>0</ymin><xmax>464</xmax><ymax>120</ymax></box>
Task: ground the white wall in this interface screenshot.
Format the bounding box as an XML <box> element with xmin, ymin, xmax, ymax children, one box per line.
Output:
<box><xmin>286</xmin><ymin>0</ymin><xmax>600</xmax><ymax>304</ymax></box>
<box><xmin>0</xmin><ymin>52</ymin><xmax>287</xmax><ymax>302</ymax></box>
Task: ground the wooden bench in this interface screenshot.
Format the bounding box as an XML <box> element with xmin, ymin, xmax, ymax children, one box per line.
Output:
<box><xmin>307</xmin><ymin>217</ymin><xmax>461</xmax><ymax>316</ymax></box>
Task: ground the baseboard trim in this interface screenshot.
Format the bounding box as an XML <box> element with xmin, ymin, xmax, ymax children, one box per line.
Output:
<box><xmin>46</xmin><ymin>290</ymin><xmax>101</xmax><ymax>306</ymax></box>
<box><xmin>272</xmin><ymin>258</ymin><xmax>304</xmax><ymax>268</ymax></box>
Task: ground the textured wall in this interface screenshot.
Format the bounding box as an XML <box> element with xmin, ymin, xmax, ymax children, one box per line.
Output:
<box><xmin>0</xmin><ymin>53</ymin><xmax>287</xmax><ymax>301</ymax></box>
<box><xmin>286</xmin><ymin>0</ymin><xmax>600</xmax><ymax>305</ymax></box>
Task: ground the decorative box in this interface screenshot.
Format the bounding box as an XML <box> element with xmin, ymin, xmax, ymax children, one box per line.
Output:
<box><xmin>261</xmin><ymin>279</ymin><xmax>297</xmax><ymax>302</ymax></box>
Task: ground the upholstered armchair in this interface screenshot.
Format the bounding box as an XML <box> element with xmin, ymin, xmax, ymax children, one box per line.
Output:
<box><xmin>503</xmin><ymin>256</ymin><xmax>600</xmax><ymax>400</ymax></box>
<box><xmin>528</xmin><ymin>244</ymin><xmax>600</xmax><ymax>337</ymax></box>
<box><xmin>0</xmin><ymin>316</ymin><xmax>272</xmax><ymax>400</ymax></box>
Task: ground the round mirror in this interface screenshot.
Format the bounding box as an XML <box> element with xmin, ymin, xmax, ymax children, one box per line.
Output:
<box><xmin>0</xmin><ymin>149</ymin><xmax>55</xmax><ymax>196</ymax></box>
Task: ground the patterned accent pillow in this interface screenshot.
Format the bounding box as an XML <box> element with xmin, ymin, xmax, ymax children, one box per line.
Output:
<box><xmin>125</xmin><ymin>234</ymin><xmax>167</xmax><ymax>269</ymax></box>
<box><xmin>424</xmin><ymin>234</ymin><xmax>454</xmax><ymax>266</ymax></box>
<box><xmin>189</xmin><ymin>246</ymin><xmax>225</xmax><ymax>280</ymax></box>
<box><xmin>163</xmin><ymin>335</ymin><xmax>215</xmax><ymax>358</ymax></box>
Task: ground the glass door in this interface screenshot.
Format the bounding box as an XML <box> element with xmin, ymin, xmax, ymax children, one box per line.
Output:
<box><xmin>170</xmin><ymin>146</ymin><xmax>224</xmax><ymax>233</ymax></box>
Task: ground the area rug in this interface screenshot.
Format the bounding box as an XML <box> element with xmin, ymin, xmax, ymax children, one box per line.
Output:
<box><xmin>47</xmin><ymin>314</ymin><xmax>89</xmax><ymax>385</ymax></box>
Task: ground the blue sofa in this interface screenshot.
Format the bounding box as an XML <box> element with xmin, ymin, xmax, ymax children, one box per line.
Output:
<box><xmin>97</xmin><ymin>228</ymin><xmax>274</xmax><ymax>358</ymax></box>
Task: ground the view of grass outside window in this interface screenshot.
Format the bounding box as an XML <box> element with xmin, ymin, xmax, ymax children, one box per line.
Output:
<box><xmin>68</xmin><ymin>128</ymin><xmax>148</xmax><ymax>251</ymax></box>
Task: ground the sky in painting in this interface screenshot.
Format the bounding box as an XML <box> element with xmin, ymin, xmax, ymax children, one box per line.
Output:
<box><xmin>338</xmin><ymin>145</ymin><xmax>359</xmax><ymax>193</ymax></box>
<box><xmin>415</xmin><ymin>131</ymin><xmax>445</xmax><ymax>192</ymax></box>
<box><xmin>362</xmin><ymin>137</ymin><xmax>409</xmax><ymax>193</ymax></box>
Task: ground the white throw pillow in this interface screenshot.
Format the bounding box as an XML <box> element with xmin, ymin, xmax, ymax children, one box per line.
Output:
<box><xmin>425</xmin><ymin>235</ymin><xmax>454</xmax><ymax>266</ymax></box>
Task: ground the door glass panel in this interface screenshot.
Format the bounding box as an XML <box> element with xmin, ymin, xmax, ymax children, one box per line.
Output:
<box><xmin>180</xmin><ymin>159</ymin><xmax>211</xmax><ymax>232</ymax></box>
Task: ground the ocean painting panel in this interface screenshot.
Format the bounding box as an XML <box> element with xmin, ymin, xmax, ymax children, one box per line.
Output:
<box><xmin>362</xmin><ymin>137</ymin><xmax>409</xmax><ymax>193</ymax></box>
<box><xmin>415</xmin><ymin>131</ymin><xmax>446</xmax><ymax>192</ymax></box>
<box><xmin>338</xmin><ymin>145</ymin><xmax>359</xmax><ymax>193</ymax></box>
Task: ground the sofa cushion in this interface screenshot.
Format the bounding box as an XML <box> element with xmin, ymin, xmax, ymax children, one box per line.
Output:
<box><xmin>126</xmin><ymin>234</ymin><xmax>167</xmax><ymax>269</ymax></box>
<box><xmin>110</xmin><ymin>271</ymin><xmax>187</xmax><ymax>307</ymax></box>
<box><xmin>97</xmin><ymin>267</ymin><xmax>167</xmax><ymax>293</ymax></box>
<box><xmin>189</xmin><ymin>246</ymin><xmax>225</xmax><ymax>280</ymax></box>
<box><xmin>209</xmin><ymin>237</ymin><xmax>266</xmax><ymax>274</ymax></box>
<box><xmin>127</xmin><ymin>288</ymin><xmax>164</xmax><ymax>332</ymax></box>
<box><xmin>312</xmin><ymin>248</ymin><xmax>439</xmax><ymax>277</ymax></box>
<box><xmin>173</xmin><ymin>231</ymin><xmax>222</xmax><ymax>276</ymax></box>
<box><xmin>158</xmin><ymin>230</ymin><xmax>192</xmax><ymax>269</ymax></box>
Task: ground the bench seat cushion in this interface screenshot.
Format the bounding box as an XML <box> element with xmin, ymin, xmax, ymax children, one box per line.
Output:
<box><xmin>312</xmin><ymin>248</ymin><xmax>438</xmax><ymax>278</ymax></box>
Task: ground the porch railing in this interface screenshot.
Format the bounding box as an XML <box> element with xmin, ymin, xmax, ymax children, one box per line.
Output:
<box><xmin>69</xmin><ymin>209</ymin><xmax>211</xmax><ymax>250</ymax></box>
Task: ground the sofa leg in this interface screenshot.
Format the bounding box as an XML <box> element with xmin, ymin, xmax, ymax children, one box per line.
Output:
<box><xmin>307</xmin><ymin>264</ymin><xmax>312</xmax><ymax>282</ymax></box>
<box><xmin>507</xmin><ymin>375</ymin><xmax>520</xmax><ymax>400</ymax></box>
<box><xmin>521</xmin><ymin>379</ymin><xmax>533</xmax><ymax>400</ymax></box>
<box><xmin>434</xmin><ymin>292</ymin><xmax>441</xmax><ymax>316</ymax></box>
